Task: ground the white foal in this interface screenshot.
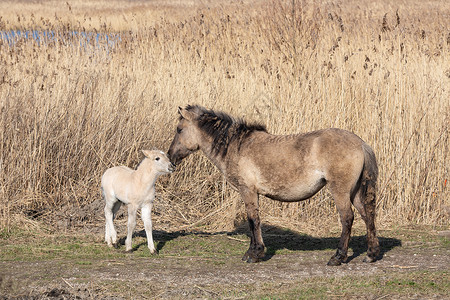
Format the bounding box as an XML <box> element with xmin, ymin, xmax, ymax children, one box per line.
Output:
<box><xmin>101</xmin><ymin>150</ymin><xmax>175</xmax><ymax>253</ymax></box>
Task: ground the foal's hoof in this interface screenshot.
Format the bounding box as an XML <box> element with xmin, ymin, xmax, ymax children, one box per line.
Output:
<box><xmin>327</xmin><ymin>257</ymin><xmax>342</xmax><ymax>266</ymax></box>
<box><xmin>113</xmin><ymin>243</ymin><xmax>119</xmax><ymax>249</ymax></box>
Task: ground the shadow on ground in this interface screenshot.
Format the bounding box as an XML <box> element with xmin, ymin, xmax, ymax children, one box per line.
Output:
<box><xmin>256</xmin><ymin>226</ymin><xmax>402</xmax><ymax>263</ymax></box>
<box><xmin>119</xmin><ymin>223</ymin><xmax>401</xmax><ymax>263</ymax></box>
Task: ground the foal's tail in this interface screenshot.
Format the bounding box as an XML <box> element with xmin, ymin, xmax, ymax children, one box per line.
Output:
<box><xmin>360</xmin><ymin>142</ymin><xmax>380</xmax><ymax>261</ymax></box>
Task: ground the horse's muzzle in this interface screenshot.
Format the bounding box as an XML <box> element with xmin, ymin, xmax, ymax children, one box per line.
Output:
<box><xmin>168</xmin><ymin>151</ymin><xmax>186</xmax><ymax>167</ymax></box>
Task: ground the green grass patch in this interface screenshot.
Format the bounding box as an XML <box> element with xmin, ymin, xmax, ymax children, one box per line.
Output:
<box><xmin>0</xmin><ymin>232</ymin><xmax>122</xmax><ymax>261</ymax></box>
<box><xmin>231</xmin><ymin>271</ymin><xmax>450</xmax><ymax>299</ymax></box>
<box><xmin>0</xmin><ymin>230</ymin><xmax>252</xmax><ymax>261</ymax></box>
<box><xmin>155</xmin><ymin>234</ymin><xmax>249</xmax><ymax>258</ymax></box>
<box><xmin>1</xmin><ymin>225</ymin><xmax>447</xmax><ymax>262</ymax></box>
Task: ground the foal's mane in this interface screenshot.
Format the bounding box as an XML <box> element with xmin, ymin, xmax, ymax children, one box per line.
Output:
<box><xmin>185</xmin><ymin>105</ymin><xmax>267</xmax><ymax>157</ymax></box>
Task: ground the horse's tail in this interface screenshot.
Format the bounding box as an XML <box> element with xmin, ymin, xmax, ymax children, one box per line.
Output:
<box><xmin>360</xmin><ymin>142</ymin><xmax>380</xmax><ymax>261</ymax></box>
<box><xmin>361</xmin><ymin>143</ymin><xmax>378</xmax><ymax>206</ymax></box>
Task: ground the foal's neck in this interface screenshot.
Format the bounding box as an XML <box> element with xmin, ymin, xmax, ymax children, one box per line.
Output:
<box><xmin>135</xmin><ymin>160</ymin><xmax>159</xmax><ymax>186</ymax></box>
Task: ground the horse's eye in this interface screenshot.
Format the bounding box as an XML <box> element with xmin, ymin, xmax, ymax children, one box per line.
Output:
<box><xmin>155</xmin><ymin>157</ymin><xmax>160</xmax><ymax>161</ymax></box>
<box><xmin>177</xmin><ymin>127</ymin><xmax>182</xmax><ymax>134</ymax></box>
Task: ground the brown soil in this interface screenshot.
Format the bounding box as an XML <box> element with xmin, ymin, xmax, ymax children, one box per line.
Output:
<box><xmin>1</xmin><ymin>228</ymin><xmax>449</xmax><ymax>299</ymax></box>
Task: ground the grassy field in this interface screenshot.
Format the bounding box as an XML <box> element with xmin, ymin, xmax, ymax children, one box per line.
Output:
<box><xmin>0</xmin><ymin>225</ymin><xmax>449</xmax><ymax>298</ymax></box>
<box><xmin>0</xmin><ymin>0</ymin><xmax>449</xmax><ymax>236</ymax></box>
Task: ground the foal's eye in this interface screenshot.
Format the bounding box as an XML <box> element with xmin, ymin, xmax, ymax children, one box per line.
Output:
<box><xmin>177</xmin><ymin>127</ymin><xmax>182</xmax><ymax>134</ymax></box>
<box><xmin>155</xmin><ymin>157</ymin><xmax>160</xmax><ymax>161</ymax></box>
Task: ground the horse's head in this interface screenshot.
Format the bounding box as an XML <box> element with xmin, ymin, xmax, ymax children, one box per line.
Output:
<box><xmin>168</xmin><ymin>106</ymin><xmax>202</xmax><ymax>165</ymax></box>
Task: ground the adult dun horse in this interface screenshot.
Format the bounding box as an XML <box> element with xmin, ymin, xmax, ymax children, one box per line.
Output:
<box><xmin>168</xmin><ymin>105</ymin><xmax>380</xmax><ymax>265</ymax></box>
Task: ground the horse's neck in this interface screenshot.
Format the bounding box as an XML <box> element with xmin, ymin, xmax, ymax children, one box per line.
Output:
<box><xmin>200</xmin><ymin>140</ymin><xmax>228</xmax><ymax>174</ymax></box>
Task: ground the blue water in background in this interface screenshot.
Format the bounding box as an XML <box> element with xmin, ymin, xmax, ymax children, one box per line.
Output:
<box><xmin>0</xmin><ymin>30</ymin><xmax>122</xmax><ymax>52</ymax></box>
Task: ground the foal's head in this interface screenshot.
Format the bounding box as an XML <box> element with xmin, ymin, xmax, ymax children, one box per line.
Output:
<box><xmin>141</xmin><ymin>150</ymin><xmax>175</xmax><ymax>174</ymax></box>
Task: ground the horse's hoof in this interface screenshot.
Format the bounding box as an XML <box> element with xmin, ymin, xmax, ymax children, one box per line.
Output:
<box><xmin>327</xmin><ymin>257</ymin><xmax>342</xmax><ymax>266</ymax></box>
<box><xmin>246</xmin><ymin>256</ymin><xmax>262</xmax><ymax>263</ymax></box>
<box><xmin>112</xmin><ymin>243</ymin><xmax>119</xmax><ymax>249</ymax></box>
<box><xmin>363</xmin><ymin>255</ymin><xmax>376</xmax><ymax>263</ymax></box>
<box><xmin>242</xmin><ymin>253</ymin><xmax>261</xmax><ymax>263</ymax></box>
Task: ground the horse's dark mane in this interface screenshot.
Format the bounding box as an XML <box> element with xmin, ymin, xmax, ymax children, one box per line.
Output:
<box><xmin>185</xmin><ymin>105</ymin><xmax>267</xmax><ymax>157</ymax></box>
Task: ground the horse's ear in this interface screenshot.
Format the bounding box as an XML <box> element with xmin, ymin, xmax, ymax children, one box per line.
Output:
<box><xmin>178</xmin><ymin>107</ymin><xmax>194</xmax><ymax>121</ymax></box>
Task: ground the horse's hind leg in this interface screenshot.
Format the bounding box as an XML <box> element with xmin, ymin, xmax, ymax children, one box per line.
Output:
<box><xmin>328</xmin><ymin>189</ymin><xmax>354</xmax><ymax>266</ymax></box>
<box><xmin>353</xmin><ymin>189</ymin><xmax>380</xmax><ymax>262</ymax></box>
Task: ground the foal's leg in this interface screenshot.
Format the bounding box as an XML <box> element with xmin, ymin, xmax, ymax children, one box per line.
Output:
<box><xmin>112</xmin><ymin>201</ymin><xmax>122</xmax><ymax>218</ymax></box>
<box><xmin>353</xmin><ymin>190</ymin><xmax>380</xmax><ymax>262</ymax></box>
<box><xmin>240</xmin><ymin>188</ymin><xmax>265</xmax><ymax>263</ymax></box>
<box><xmin>110</xmin><ymin>201</ymin><xmax>122</xmax><ymax>248</ymax></box>
<box><xmin>328</xmin><ymin>189</ymin><xmax>354</xmax><ymax>266</ymax></box>
<box><xmin>104</xmin><ymin>195</ymin><xmax>119</xmax><ymax>247</ymax></box>
<box><xmin>141</xmin><ymin>202</ymin><xmax>156</xmax><ymax>254</ymax></box>
<box><xmin>125</xmin><ymin>204</ymin><xmax>138</xmax><ymax>252</ymax></box>
<box><xmin>104</xmin><ymin>203</ymin><xmax>113</xmax><ymax>246</ymax></box>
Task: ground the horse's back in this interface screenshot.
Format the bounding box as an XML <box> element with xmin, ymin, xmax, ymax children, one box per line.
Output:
<box><xmin>313</xmin><ymin>128</ymin><xmax>366</xmax><ymax>162</ymax></box>
<box><xmin>245</xmin><ymin>128</ymin><xmax>365</xmax><ymax>167</ymax></box>
<box><xmin>236</xmin><ymin>128</ymin><xmax>368</xmax><ymax>201</ymax></box>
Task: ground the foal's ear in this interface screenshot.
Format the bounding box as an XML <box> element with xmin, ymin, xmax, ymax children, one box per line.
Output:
<box><xmin>142</xmin><ymin>150</ymin><xmax>152</xmax><ymax>158</ymax></box>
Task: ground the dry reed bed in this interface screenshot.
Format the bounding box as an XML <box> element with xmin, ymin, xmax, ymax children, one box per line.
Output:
<box><xmin>0</xmin><ymin>0</ymin><xmax>448</xmax><ymax>233</ymax></box>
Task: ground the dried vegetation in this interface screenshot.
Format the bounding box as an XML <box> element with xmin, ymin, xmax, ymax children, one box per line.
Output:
<box><xmin>0</xmin><ymin>0</ymin><xmax>448</xmax><ymax>233</ymax></box>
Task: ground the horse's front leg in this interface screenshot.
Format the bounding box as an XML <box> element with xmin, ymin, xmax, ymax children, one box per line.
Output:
<box><xmin>240</xmin><ymin>188</ymin><xmax>265</xmax><ymax>263</ymax></box>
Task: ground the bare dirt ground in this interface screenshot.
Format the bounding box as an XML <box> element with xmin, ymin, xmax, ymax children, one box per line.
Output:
<box><xmin>1</xmin><ymin>226</ymin><xmax>449</xmax><ymax>299</ymax></box>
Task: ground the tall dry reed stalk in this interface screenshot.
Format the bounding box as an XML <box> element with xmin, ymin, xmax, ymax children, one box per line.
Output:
<box><xmin>0</xmin><ymin>0</ymin><xmax>448</xmax><ymax>233</ymax></box>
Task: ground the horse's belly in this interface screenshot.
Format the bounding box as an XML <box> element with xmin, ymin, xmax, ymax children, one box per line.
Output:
<box><xmin>258</xmin><ymin>175</ymin><xmax>326</xmax><ymax>202</ymax></box>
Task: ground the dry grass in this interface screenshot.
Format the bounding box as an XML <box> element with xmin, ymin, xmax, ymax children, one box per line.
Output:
<box><xmin>0</xmin><ymin>0</ymin><xmax>448</xmax><ymax>234</ymax></box>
